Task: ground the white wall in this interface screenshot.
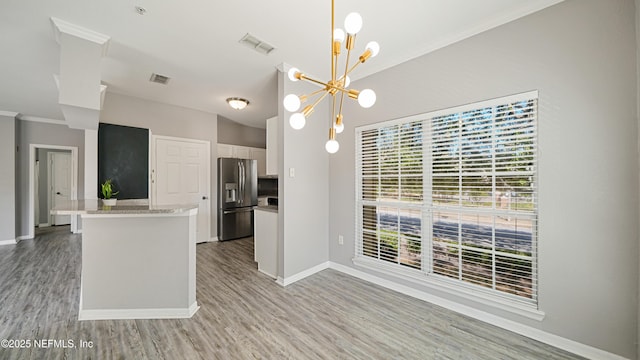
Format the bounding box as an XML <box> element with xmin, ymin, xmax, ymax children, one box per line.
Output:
<box><xmin>100</xmin><ymin>92</ymin><xmax>219</xmax><ymax>238</ymax></box>
<box><xmin>277</xmin><ymin>69</ymin><xmax>330</xmax><ymax>279</ymax></box>
<box><xmin>0</xmin><ymin>114</ymin><xmax>16</xmax><ymax>243</ymax></box>
<box><xmin>329</xmin><ymin>0</ymin><xmax>638</xmax><ymax>358</ymax></box>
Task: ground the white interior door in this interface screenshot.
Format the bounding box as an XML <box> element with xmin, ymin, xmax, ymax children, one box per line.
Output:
<box><xmin>34</xmin><ymin>161</ymin><xmax>40</xmax><ymax>225</ymax></box>
<box><xmin>154</xmin><ymin>137</ymin><xmax>210</xmax><ymax>243</ymax></box>
<box><xmin>50</xmin><ymin>152</ymin><xmax>71</xmax><ymax>225</ymax></box>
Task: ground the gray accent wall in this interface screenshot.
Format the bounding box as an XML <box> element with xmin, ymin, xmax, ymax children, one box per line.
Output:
<box><xmin>16</xmin><ymin>120</ymin><xmax>85</xmax><ymax>237</ymax></box>
<box><xmin>328</xmin><ymin>0</ymin><xmax>638</xmax><ymax>358</ymax></box>
<box><xmin>0</xmin><ymin>115</ymin><xmax>16</xmax><ymax>242</ymax></box>
<box><xmin>217</xmin><ymin>115</ymin><xmax>266</xmax><ymax>148</ymax></box>
<box><xmin>100</xmin><ymin>92</ymin><xmax>219</xmax><ymax>239</ymax></box>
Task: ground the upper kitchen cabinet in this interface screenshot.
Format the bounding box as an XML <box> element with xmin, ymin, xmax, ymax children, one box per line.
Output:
<box><xmin>217</xmin><ymin>143</ymin><xmax>266</xmax><ymax>176</ymax></box>
<box><xmin>217</xmin><ymin>143</ymin><xmax>235</xmax><ymax>158</ymax></box>
<box><xmin>266</xmin><ymin>116</ymin><xmax>278</xmax><ymax>176</ymax></box>
<box><xmin>252</xmin><ymin>148</ymin><xmax>266</xmax><ymax>176</ymax></box>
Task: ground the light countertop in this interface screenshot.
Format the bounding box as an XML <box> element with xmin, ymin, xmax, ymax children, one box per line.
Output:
<box><xmin>51</xmin><ymin>200</ymin><xmax>198</xmax><ymax>216</ymax></box>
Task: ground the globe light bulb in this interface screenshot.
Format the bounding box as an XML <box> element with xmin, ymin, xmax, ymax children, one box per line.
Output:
<box><xmin>343</xmin><ymin>76</ymin><xmax>351</xmax><ymax>88</ymax></box>
<box><xmin>358</xmin><ymin>89</ymin><xmax>376</xmax><ymax>108</ymax></box>
<box><xmin>289</xmin><ymin>113</ymin><xmax>306</xmax><ymax>130</ymax></box>
<box><xmin>334</xmin><ymin>122</ymin><xmax>344</xmax><ymax>134</ymax></box>
<box><xmin>288</xmin><ymin>67</ymin><xmax>300</xmax><ymax>82</ymax></box>
<box><xmin>325</xmin><ymin>139</ymin><xmax>340</xmax><ymax>153</ymax></box>
<box><xmin>333</xmin><ymin>28</ymin><xmax>345</xmax><ymax>42</ymax></box>
<box><xmin>283</xmin><ymin>94</ymin><xmax>301</xmax><ymax>112</ymax></box>
<box><xmin>365</xmin><ymin>41</ymin><xmax>380</xmax><ymax>57</ymax></box>
<box><xmin>344</xmin><ymin>12</ymin><xmax>363</xmax><ymax>34</ymax></box>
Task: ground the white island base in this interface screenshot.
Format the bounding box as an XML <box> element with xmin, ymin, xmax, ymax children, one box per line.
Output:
<box><xmin>53</xmin><ymin>201</ymin><xmax>199</xmax><ymax>320</ymax></box>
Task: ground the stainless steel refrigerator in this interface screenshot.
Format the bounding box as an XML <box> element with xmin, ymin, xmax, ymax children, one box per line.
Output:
<box><xmin>217</xmin><ymin>158</ymin><xmax>258</xmax><ymax>241</ymax></box>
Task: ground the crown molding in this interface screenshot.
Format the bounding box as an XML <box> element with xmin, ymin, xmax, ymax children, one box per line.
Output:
<box><xmin>50</xmin><ymin>17</ymin><xmax>110</xmax><ymax>56</ymax></box>
<box><xmin>275</xmin><ymin>62</ymin><xmax>291</xmax><ymax>73</ymax></box>
<box><xmin>17</xmin><ymin>115</ymin><xmax>66</xmax><ymax>125</ymax></box>
<box><xmin>0</xmin><ymin>111</ymin><xmax>19</xmax><ymax>117</ymax></box>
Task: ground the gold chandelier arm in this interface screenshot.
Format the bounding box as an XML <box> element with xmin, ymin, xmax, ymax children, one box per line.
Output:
<box><xmin>334</xmin><ymin>41</ymin><xmax>352</xmax><ymax>118</ymax></box>
<box><xmin>331</xmin><ymin>87</ymin><xmax>337</xmax><ymax>128</ymax></box>
<box><xmin>331</xmin><ymin>0</ymin><xmax>336</xmax><ymax>83</ymax></box>
<box><xmin>337</xmin><ymin>86</ymin><xmax>346</xmax><ymax>116</ymax></box>
<box><xmin>343</xmin><ymin>61</ymin><xmax>363</xmax><ymax>80</ymax></box>
<box><xmin>299</xmin><ymin>74</ymin><xmax>332</xmax><ymax>88</ymax></box>
<box><xmin>300</xmin><ymin>88</ymin><xmax>327</xmax><ymax>102</ymax></box>
<box><xmin>310</xmin><ymin>89</ymin><xmax>331</xmax><ymax>110</ymax></box>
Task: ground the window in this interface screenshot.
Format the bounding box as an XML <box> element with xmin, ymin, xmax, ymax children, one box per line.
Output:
<box><xmin>356</xmin><ymin>91</ymin><xmax>538</xmax><ymax>308</ymax></box>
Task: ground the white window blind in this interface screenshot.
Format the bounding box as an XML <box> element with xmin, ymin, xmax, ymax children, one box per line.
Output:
<box><xmin>359</xmin><ymin>121</ymin><xmax>424</xmax><ymax>270</ymax></box>
<box><xmin>356</xmin><ymin>91</ymin><xmax>538</xmax><ymax>307</ymax></box>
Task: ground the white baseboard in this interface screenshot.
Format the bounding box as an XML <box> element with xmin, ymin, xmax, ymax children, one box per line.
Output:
<box><xmin>276</xmin><ymin>261</ymin><xmax>330</xmax><ymax>287</ymax></box>
<box><xmin>79</xmin><ymin>301</ymin><xmax>199</xmax><ymax>321</ymax></box>
<box><xmin>328</xmin><ymin>262</ymin><xmax>627</xmax><ymax>360</ymax></box>
<box><xmin>197</xmin><ymin>237</ymin><xmax>217</xmax><ymax>244</ymax></box>
<box><xmin>38</xmin><ymin>223</ymin><xmax>50</xmax><ymax>228</ymax></box>
<box><xmin>0</xmin><ymin>239</ymin><xmax>17</xmax><ymax>246</ymax></box>
<box><xmin>16</xmin><ymin>235</ymin><xmax>32</xmax><ymax>242</ymax></box>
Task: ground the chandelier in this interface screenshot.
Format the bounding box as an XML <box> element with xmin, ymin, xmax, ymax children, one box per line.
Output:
<box><xmin>284</xmin><ymin>0</ymin><xmax>379</xmax><ymax>153</ymax></box>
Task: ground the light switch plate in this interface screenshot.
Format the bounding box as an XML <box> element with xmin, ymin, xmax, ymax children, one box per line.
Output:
<box><xmin>289</xmin><ymin>168</ymin><xmax>295</xmax><ymax>177</ymax></box>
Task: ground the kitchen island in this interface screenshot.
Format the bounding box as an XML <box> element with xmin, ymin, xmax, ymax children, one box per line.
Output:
<box><xmin>52</xmin><ymin>200</ymin><xmax>199</xmax><ymax>320</ymax></box>
<box><xmin>254</xmin><ymin>205</ymin><xmax>278</xmax><ymax>279</ymax></box>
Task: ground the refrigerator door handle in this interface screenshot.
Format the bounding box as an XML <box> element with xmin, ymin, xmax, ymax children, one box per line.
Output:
<box><xmin>223</xmin><ymin>207</ymin><xmax>254</xmax><ymax>215</ymax></box>
<box><xmin>242</xmin><ymin>161</ymin><xmax>246</xmax><ymax>204</ymax></box>
<box><xmin>238</xmin><ymin>161</ymin><xmax>244</xmax><ymax>205</ymax></box>
<box><xmin>237</xmin><ymin>161</ymin><xmax>242</xmax><ymax>205</ymax></box>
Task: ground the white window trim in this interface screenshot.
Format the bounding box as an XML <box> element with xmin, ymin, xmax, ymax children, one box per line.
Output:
<box><xmin>354</xmin><ymin>91</ymin><xmax>540</xmax><ymax>319</ymax></box>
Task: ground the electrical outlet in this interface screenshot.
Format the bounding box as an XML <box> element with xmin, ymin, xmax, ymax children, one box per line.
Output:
<box><xmin>338</xmin><ymin>235</ymin><xmax>344</xmax><ymax>245</ymax></box>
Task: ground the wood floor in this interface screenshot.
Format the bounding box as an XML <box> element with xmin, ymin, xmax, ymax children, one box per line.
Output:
<box><xmin>0</xmin><ymin>226</ymin><xmax>584</xmax><ymax>359</ymax></box>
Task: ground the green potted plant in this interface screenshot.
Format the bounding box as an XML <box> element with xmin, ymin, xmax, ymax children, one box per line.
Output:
<box><xmin>101</xmin><ymin>179</ymin><xmax>120</xmax><ymax>206</ymax></box>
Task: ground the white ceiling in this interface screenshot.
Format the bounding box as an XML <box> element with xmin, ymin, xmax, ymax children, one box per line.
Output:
<box><xmin>0</xmin><ymin>0</ymin><xmax>562</xmax><ymax>129</ymax></box>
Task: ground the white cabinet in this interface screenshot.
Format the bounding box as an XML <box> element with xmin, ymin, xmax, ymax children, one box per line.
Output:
<box><xmin>217</xmin><ymin>144</ymin><xmax>235</xmax><ymax>158</ymax></box>
<box><xmin>234</xmin><ymin>146</ymin><xmax>252</xmax><ymax>159</ymax></box>
<box><xmin>254</xmin><ymin>208</ymin><xmax>277</xmax><ymax>278</ymax></box>
<box><xmin>251</xmin><ymin>148</ymin><xmax>266</xmax><ymax>177</ymax></box>
<box><xmin>217</xmin><ymin>143</ymin><xmax>266</xmax><ymax>176</ymax></box>
<box><xmin>266</xmin><ymin>116</ymin><xmax>278</xmax><ymax>176</ymax></box>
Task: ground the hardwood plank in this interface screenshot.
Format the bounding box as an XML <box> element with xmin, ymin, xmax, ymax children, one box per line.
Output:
<box><xmin>0</xmin><ymin>226</ymin><xmax>585</xmax><ymax>359</ymax></box>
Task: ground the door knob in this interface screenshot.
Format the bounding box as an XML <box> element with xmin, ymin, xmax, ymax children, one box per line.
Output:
<box><xmin>202</xmin><ymin>196</ymin><xmax>209</xmax><ymax>200</ymax></box>
<box><xmin>56</xmin><ymin>192</ymin><xmax>62</xmax><ymax>195</ymax></box>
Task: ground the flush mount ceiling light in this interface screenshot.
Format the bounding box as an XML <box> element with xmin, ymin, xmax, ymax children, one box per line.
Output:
<box><xmin>226</xmin><ymin>97</ymin><xmax>250</xmax><ymax>110</ymax></box>
<box><xmin>284</xmin><ymin>0</ymin><xmax>379</xmax><ymax>154</ymax></box>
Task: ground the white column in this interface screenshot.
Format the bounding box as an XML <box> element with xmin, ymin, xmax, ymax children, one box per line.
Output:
<box><xmin>84</xmin><ymin>129</ymin><xmax>98</xmax><ymax>200</ymax></box>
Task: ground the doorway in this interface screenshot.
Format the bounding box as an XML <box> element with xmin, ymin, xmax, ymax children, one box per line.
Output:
<box><xmin>48</xmin><ymin>151</ymin><xmax>72</xmax><ymax>226</ymax></box>
<box><xmin>28</xmin><ymin>144</ymin><xmax>78</xmax><ymax>240</ymax></box>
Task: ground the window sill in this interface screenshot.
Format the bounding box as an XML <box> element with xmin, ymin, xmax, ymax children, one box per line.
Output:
<box><xmin>352</xmin><ymin>256</ymin><xmax>545</xmax><ymax>321</ymax></box>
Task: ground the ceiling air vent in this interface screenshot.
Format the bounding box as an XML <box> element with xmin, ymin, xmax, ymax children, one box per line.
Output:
<box><xmin>149</xmin><ymin>73</ymin><xmax>170</xmax><ymax>85</ymax></box>
<box><xmin>239</xmin><ymin>33</ymin><xmax>276</xmax><ymax>55</ymax></box>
